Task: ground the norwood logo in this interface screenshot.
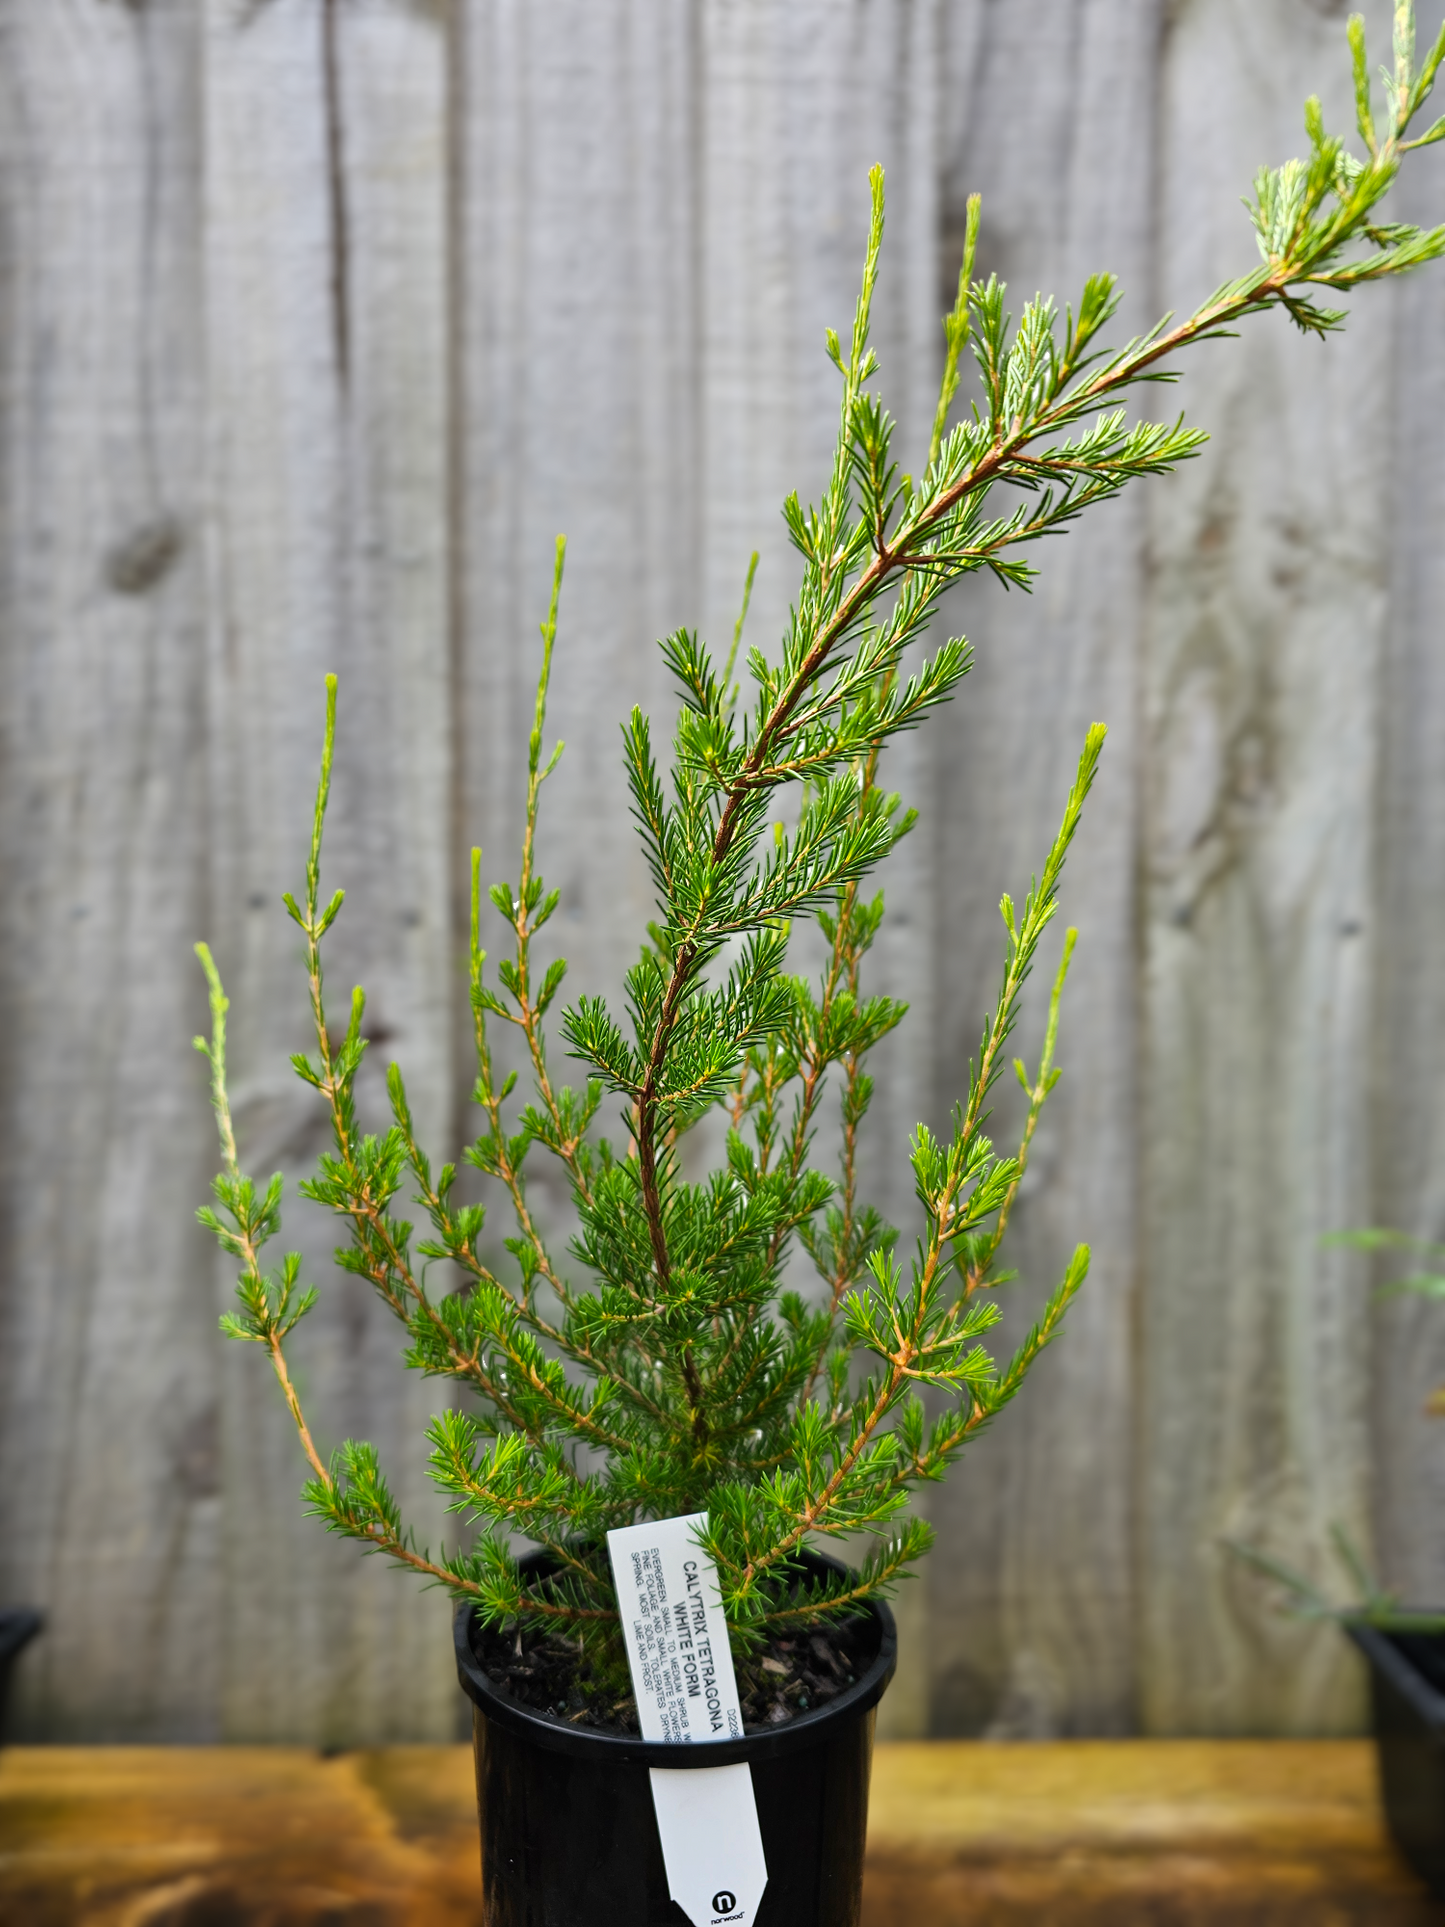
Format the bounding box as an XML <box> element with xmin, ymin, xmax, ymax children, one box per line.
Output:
<box><xmin>711</xmin><ymin>1895</ymin><xmax>737</xmax><ymax>1918</ymax></box>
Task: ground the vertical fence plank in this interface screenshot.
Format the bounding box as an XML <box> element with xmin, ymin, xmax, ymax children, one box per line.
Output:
<box><xmin>919</xmin><ymin>0</ymin><xmax>1161</xmax><ymax>1738</ymax></box>
<box><xmin>1138</xmin><ymin>0</ymin><xmax>1393</xmax><ymax>1733</ymax></box>
<box><xmin>1371</xmin><ymin>131</ymin><xmax>1445</xmax><ymax>1611</ymax></box>
<box><xmin>455</xmin><ymin>0</ymin><xmax>700</xmax><ymax>1122</ymax></box>
<box><xmin>0</xmin><ymin>0</ymin><xmax>214</xmax><ymax>1738</ymax></box>
<box><xmin>203</xmin><ymin>0</ymin><xmax>455</xmax><ymax>1743</ymax></box>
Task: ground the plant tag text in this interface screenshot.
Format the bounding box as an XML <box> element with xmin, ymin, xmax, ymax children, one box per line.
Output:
<box><xmin>607</xmin><ymin>1513</ymin><xmax>767</xmax><ymax>1925</ymax></box>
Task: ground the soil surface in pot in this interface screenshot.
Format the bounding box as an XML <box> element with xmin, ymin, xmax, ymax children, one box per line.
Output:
<box><xmin>471</xmin><ymin>1612</ymin><xmax>876</xmax><ymax>1736</ymax></box>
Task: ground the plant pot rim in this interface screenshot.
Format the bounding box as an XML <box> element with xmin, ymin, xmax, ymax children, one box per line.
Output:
<box><xmin>1347</xmin><ymin>1620</ymin><xmax>1445</xmax><ymax>1736</ymax></box>
<box><xmin>453</xmin><ymin>1547</ymin><xmax>898</xmax><ymax>1767</ymax></box>
<box><xmin>0</xmin><ymin>1610</ymin><xmax>41</xmax><ymax>1668</ymax></box>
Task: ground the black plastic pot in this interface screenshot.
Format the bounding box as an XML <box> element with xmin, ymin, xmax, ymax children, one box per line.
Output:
<box><xmin>454</xmin><ymin>1551</ymin><xmax>896</xmax><ymax>1926</ymax></box>
<box><xmin>0</xmin><ymin>1610</ymin><xmax>40</xmax><ymax>1737</ymax></box>
<box><xmin>1348</xmin><ymin>1621</ymin><xmax>1445</xmax><ymax>1894</ymax></box>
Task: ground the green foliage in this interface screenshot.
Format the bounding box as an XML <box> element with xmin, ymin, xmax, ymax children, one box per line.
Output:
<box><xmin>198</xmin><ymin>6</ymin><xmax>1445</xmax><ymax>1657</ymax></box>
<box><xmin>1324</xmin><ymin>1227</ymin><xmax>1445</xmax><ymax>1306</ymax></box>
<box><xmin>1226</xmin><ymin>1524</ymin><xmax>1445</xmax><ymax>1635</ymax></box>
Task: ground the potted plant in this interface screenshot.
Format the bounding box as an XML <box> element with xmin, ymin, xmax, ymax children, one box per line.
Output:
<box><xmin>196</xmin><ymin>12</ymin><xmax>1445</xmax><ymax>1921</ymax></box>
<box><xmin>1232</xmin><ymin>1228</ymin><xmax>1445</xmax><ymax>1897</ymax></box>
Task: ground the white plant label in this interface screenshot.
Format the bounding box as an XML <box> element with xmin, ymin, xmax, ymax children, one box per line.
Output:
<box><xmin>607</xmin><ymin>1513</ymin><xmax>768</xmax><ymax>1926</ymax></box>
<box><xmin>648</xmin><ymin>1763</ymin><xmax>767</xmax><ymax>1927</ymax></box>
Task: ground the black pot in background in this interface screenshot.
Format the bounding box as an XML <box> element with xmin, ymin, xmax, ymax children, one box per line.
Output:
<box><xmin>454</xmin><ymin>1551</ymin><xmax>896</xmax><ymax>1927</ymax></box>
<box><xmin>0</xmin><ymin>1610</ymin><xmax>41</xmax><ymax>1737</ymax></box>
<box><xmin>1348</xmin><ymin>1621</ymin><xmax>1445</xmax><ymax>1895</ymax></box>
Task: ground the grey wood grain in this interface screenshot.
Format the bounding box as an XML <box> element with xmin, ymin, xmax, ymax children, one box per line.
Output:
<box><xmin>0</xmin><ymin>0</ymin><xmax>216</xmax><ymax>1738</ymax></box>
<box><xmin>920</xmin><ymin>0</ymin><xmax>1162</xmax><ymax>1739</ymax></box>
<box><xmin>1138</xmin><ymin>0</ymin><xmax>1395</xmax><ymax>1734</ymax></box>
<box><xmin>1371</xmin><ymin>126</ymin><xmax>1445</xmax><ymax>1614</ymax></box>
<box><xmin>455</xmin><ymin>0</ymin><xmax>701</xmax><ymax>1147</ymax></box>
<box><xmin>202</xmin><ymin>0</ymin><xmax>456</xmax><ymax>1743</ymax></box>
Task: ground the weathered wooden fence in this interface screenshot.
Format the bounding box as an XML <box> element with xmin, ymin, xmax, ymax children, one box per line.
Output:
<box><xmin>1</xmin><ymin>0</ymin><xmax>1442</xmax><ymax>1744</ymax></box>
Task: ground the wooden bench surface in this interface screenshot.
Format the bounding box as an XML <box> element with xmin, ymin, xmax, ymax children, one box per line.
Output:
<box><xmin>0</xmin><ymin>1739</ymin><xmax>1436</xmax><ymax>1924</ymax></box>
